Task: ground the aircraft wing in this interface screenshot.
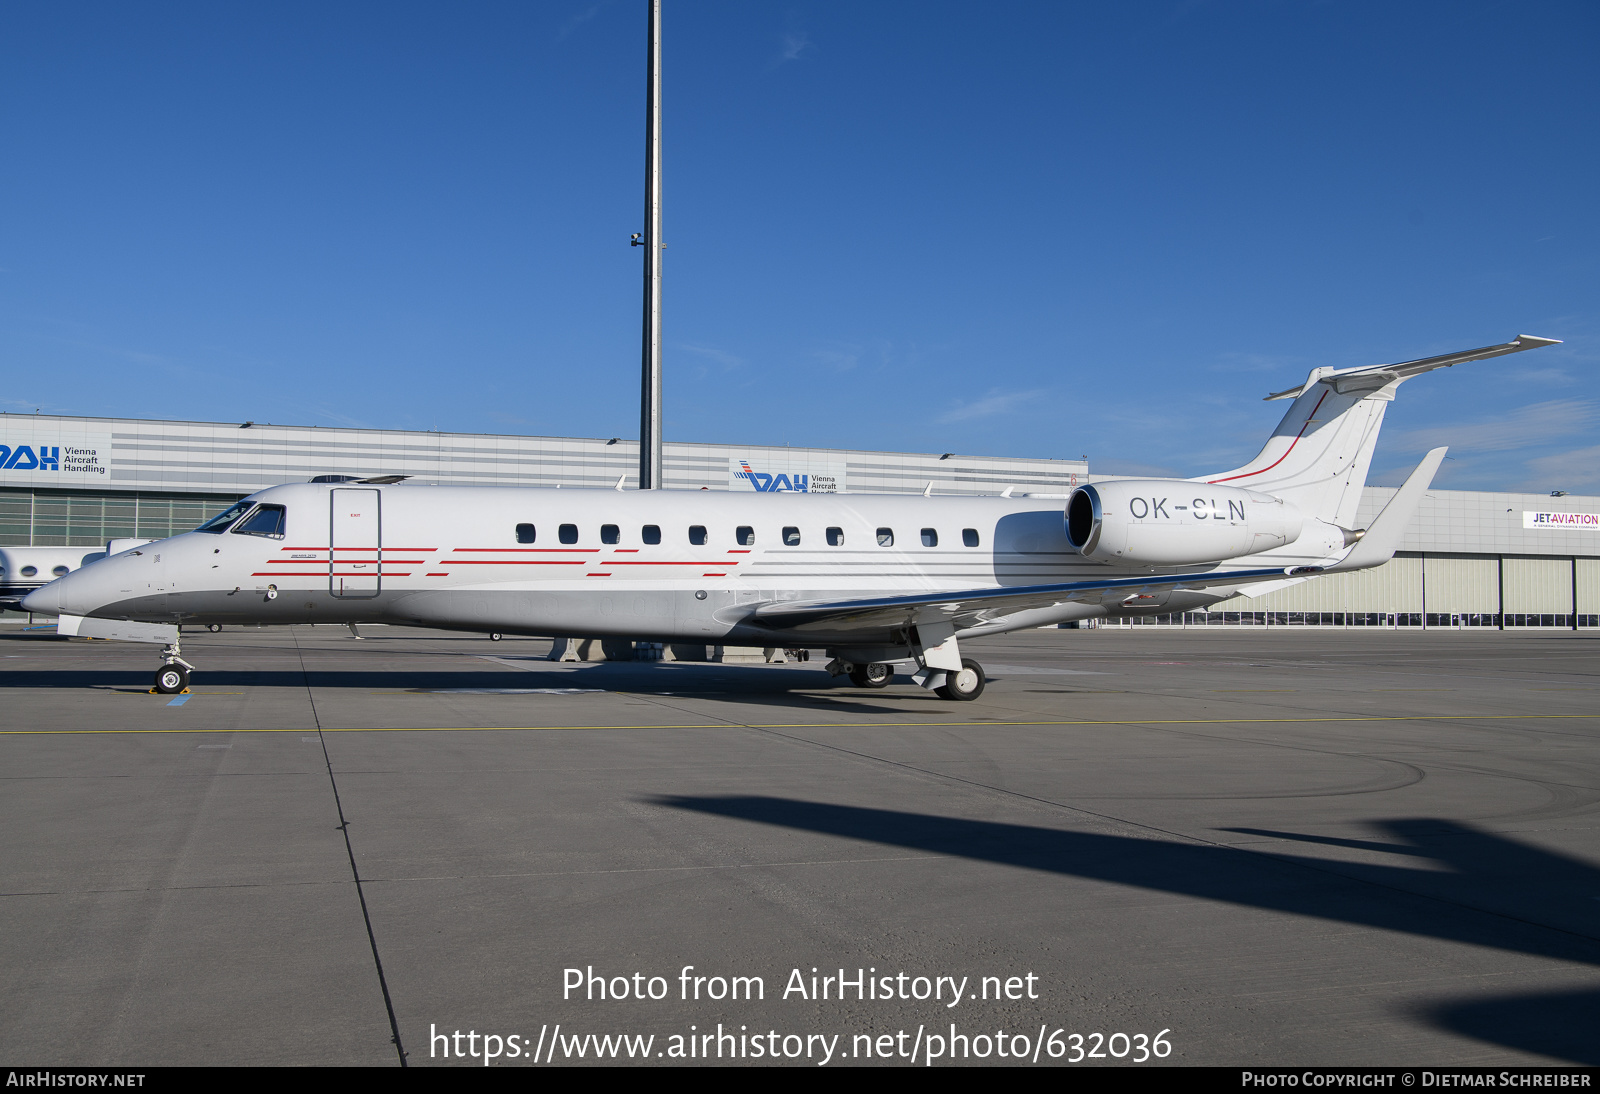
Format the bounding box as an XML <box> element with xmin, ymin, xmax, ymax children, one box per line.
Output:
<box><xmin>742</xmin><ymin>564</ymin><xmax>1306</xmax><ymax>641</ymax></box>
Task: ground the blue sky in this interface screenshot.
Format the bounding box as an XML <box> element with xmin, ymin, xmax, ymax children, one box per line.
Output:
<box><xmin>1</xmin><ymin>1</ymin><xmax>1595</xmax><ymax>491</ymax></box>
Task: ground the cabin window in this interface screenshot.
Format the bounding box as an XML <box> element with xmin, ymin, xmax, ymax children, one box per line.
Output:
<box><xmin>782</xmin><ymin>526</ymin><xmax>801</xmax><ymax>546</ymax></box>
<box><xmin>52</xmin><ymin>565</ymin><xmax>70</xmax><ymax>577</ymax></box>
<box><xmin>516</xmin><ymin>523</ymin><xmax>536</xmax><ymax>544</ymax></box>
<box><xmin>826</xmin><ymin>527</ymin><xmax>844</xmax><ymax>546</ymax></box>
<box><xmin>736</xmin><ymin>526</ymin><xmax>755</xmax><ymax>546</ymax></box>
<box><xmin>689</xmin><ymin>525</ymin><xmax>707</xmax><ymax>546</ymax></box>
<box><xmin>876</xmin><ymin>527</ymin><xmax>894</xmax><ymax>547</ymax></box>
<box><xmin>559</xmin><ymin>524</ymin><xmax>578</xmax><ymax>544</ymax></box>
<box><xmin>642</xmin><ymin>525</ymin><xmax>661</xmax><ymax>545</ymax></box>
<box><xmin>21</xmin><ymin>566</ymin><xmax>37</xmax><ymax>577</ymax></box>
<box><xmin>232</xmin><ymin>504</ymin><xmax>287</xmax><ymax>539</ymax></box>
<box><xmin>921</xmin><ymin>528</ymin><xmax>938</xmax><ymax>547</ymax></box>
<box><xmin>963</xmin><ymin>528</ymin><xmax>980</xmax><ymax>547</ymax></box>
<box><xmin>194</xmin><ymin>500</ymin><xmax>253</xmax><ymax>534</ymax></box>
<box><xmin>601</xmin><ymin>524</ymin><xmax>620</xmax><ymax>545</ymax></box>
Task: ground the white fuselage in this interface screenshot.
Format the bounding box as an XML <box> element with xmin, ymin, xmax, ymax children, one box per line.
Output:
<box><xmin>28</xmin><ymin>481</ymin><xmax>1336</xmax><ymax>653</ymax></box>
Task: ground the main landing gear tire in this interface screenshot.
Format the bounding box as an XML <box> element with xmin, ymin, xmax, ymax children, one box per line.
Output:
<box><xmin>935</xmin><ymin>658</ymin><xmax>985</xmax><ymax>702</ymax></box>
<box><xmin>205</xmin><ymin>624</ymin><xmax>222</xmax><ymax>633</ymax></box>
<box><xmin>489</xmin><ymin>633</ymin><xmax>503</xmax><ymax>642</ymax></box>
<box><xmin>849</xmin><ymin>662</ymin><xmax>893</xmax><ymax>688</ymax></box>
<box><xmin>154</xmin><ymin>664</ymin><xmax>190</xmax><ymax>694</ymax></box>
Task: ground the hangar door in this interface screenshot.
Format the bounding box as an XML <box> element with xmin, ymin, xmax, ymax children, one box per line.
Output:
<box><xmin>330</xmin><ymin>488</ymin><xmax>381</xmax><ymax>598</ymax></box>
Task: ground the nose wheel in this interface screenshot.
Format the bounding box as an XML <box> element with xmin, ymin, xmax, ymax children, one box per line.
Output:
<box><xmin>154</xmin><ymin>663</ymin><xmax>190</xmax><ymax>694</ymax></box>
<box><xmin>152</xmin><ymin>635</ymin><xmax>195</xmax><ymax>695</ymax></box>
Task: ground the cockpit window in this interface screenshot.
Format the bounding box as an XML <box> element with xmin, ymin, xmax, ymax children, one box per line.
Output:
<box><xmin>231</xmin><ymin>504</ymin><xmax>287</xmax><ymax>539</ymax></box>
<box><xmin>195</xmin><ymin>500</ymin><xmax>255</xmax><ymax>534</ymax></box>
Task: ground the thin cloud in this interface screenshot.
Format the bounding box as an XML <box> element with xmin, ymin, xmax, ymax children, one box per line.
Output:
<box><xmin>1388</xmin><ymin>399</ymin><xmax>1597</xmax><ymax>454</ymax></box>
<box><xmin>1092</xmin><ymin>458</ymin><xmax>1183</xmax><ymax>478</ymax></box>
<box><xmin>486</xmin><ymin>411</ymin><xmax>534</xmax><ymax>428</ymax></box>
<box><xmin>1210</xmin><ymin>351</ymin><xmax>1305</xmax><ymax>375</ymax></box>
<box><xmin>0</xmin><ymin>399</ymin><xmax>57</xmax><ymax>414</ymax></box>
<box><xmin>680</xmin><ymin>343</ymin><xmax>744</xmax><ymax>369</ymax></box>
<box><xmin>1505</xmin><ymin>367</ymin><xmax>1575</xmax><ymax>386</ymax></box>
<box><xmin>307</xmin><ymin>406</ymin><xmax>372</xmax><ymax>430</ymax></box>
<box><xmin>936</xmin><ymin>389</ymin><xmax>1043</xmax><ymax>424</ymax></box>
<box><xmin>812</xmin><ymin>349</ymin><xmax>857</xmax><ymax>371</ymax></box>
<box><xmin>1522</xmin><ymin>445</ymin><xmax>1600</xmax><ymax>492</ymax></box>
<box><xmin>39</xmin><ymin>333</ymin><xmax>171</xmax><ymax>366</ymax></box>
<box><xmin>774</xmin><ymin>30</ymin><xmax>812</xmax><ymax>65</ymax></box>
<box><xmin>557</xmin><ymin>1</ymin><xmax>607</xmax><ymax>41</ymax></box>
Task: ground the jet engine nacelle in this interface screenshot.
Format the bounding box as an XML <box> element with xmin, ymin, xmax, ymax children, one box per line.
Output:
<box><xmin>1066</xmin><ymin>480</ymin><xmax>1304</xmax><ymax>564</ymax></box>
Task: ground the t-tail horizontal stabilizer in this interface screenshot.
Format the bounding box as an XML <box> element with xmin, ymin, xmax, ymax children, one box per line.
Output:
<box><xmin>1204</xmin><ymin>335</ymin><xmax>1558</xmax><ymax>533</ymax></box>
<box><xmin>1263</xmin><ymin>335</ymin><xmax>1564</xmax><ymax>403</ymax></box>
<box><xmin>1329</xmin><ymin>447</ymin><xmax>1448</xmax><ymax>572</ymax></box>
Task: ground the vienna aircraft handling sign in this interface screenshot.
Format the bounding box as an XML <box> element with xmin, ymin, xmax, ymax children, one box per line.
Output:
<box><xmin>0</xmin><ymin>430</ymin><xmax>114</xmax><ymax>482</ymax></box>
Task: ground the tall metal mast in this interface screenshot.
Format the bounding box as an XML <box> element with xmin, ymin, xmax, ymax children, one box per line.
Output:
<box><xmin>637</xmin><ymin>0</ymin><xmax>664</xmax><ymax>490</ymax></box>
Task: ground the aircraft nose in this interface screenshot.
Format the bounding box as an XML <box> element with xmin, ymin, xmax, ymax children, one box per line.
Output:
<box><xmin>21</xmin><ymin>564</ymin><xmax>112</xmax><ymax>618</ymax></box>
<box><xmin>20</xmin><ymin>583</ymin><xmax>60</xmax><ymax>615</ymax></box>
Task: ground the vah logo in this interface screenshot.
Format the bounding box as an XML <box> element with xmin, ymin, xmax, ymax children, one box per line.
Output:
<box><xmin>0</xmin><ymin>445</ymin><xmax>59</xmax><ymax>471</ymax></box>
<box><xmin>736</xmin><ymin>460</ymin><xmax>808</xmax><ymax>493</ymax></box>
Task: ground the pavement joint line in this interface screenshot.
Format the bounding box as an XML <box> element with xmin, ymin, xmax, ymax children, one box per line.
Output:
<box><xmin>4</xmin><ymin>713</ymin><xmax>1600</xmax><ymax>735</ymax></box>
<box><xmin>0</xmin><ymin>854</ymin><xmax>946</xmax><ymax>897</ymax></box>
<box><xmin>291</xmin><ymin>628</ymin><xmax>408</xmax><ymax>1068</ymax></box>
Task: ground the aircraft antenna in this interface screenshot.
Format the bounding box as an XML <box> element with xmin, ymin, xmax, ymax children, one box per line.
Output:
<box><xmin>637</xmin><ymin>0</ymin><xmax>664</xmax><ymax>489</ymax></box>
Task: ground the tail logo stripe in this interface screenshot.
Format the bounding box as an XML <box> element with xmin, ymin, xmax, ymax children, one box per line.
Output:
<box><xmin>1208</xmin><ymin>389</ymin><xmax>1329</xmax><ymax>485</ymax></box>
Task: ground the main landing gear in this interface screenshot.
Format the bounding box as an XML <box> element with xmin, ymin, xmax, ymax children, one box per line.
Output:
<box><xmin>831</xmin><ymin>656</ymin><xmax>987</xmax><ymax>701</ymax></box>
<box><xmin>934</xmin><ymin>658</ymin><xmax>986</xmax><ymax>702</ymax></box>
<box><xmin>849</xmin><ymin>662</ymin><xmax>893</xmax><ymax>688</ymax></box>
<box><xmin>152</xmin><ymin>634</ymin><xmax>195</xmax><ymax>695</ymax></box>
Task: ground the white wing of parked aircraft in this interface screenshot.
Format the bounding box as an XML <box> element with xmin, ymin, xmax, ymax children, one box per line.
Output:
<box><xmin>21</xmin><ymin>335</ymin><xmax>1560</xmax><ymax>701</ymax></box>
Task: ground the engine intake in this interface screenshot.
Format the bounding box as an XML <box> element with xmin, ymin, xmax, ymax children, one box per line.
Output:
<box><xmin>1066</xmin><ymin>480</ymin><xmax>1304</xmax><ymax>565</ymax></box>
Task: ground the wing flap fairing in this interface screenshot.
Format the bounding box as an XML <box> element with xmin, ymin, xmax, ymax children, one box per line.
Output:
<box><xmin>743</xmin><ymin>565</ymin><xmax>1299</xmax><ymax>639</ymax></box>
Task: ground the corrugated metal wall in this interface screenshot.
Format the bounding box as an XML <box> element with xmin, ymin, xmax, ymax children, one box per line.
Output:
<box><xmin>1502</xmin><ymin>558</ymin><xmax>1573</xmax><ymax>615</ymax></box>
<box><xmin>1421</xmin><ymin>557</ymin><xmax>1498</xmax><ymax>614</ymax></box>
<box><xmin>1240</xmin><ymin>556</ymin><xmax>1424</xmax><ymax>613</ymax></box>
<box><xmin>1180</xmin><ymin>552</ymin><xmax>1596</xmax><ymax>628</ymax></box>
<box><xmin>1579</xmin><ymin>559</ymin><xmax>1600</xmax><ymax>615</ymax></box>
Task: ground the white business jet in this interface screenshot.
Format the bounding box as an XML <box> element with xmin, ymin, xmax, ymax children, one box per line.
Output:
<box><xmin>22</xmin><ymin>335</ymin><xmax>1559</xmax><ymax>699</ymax></box>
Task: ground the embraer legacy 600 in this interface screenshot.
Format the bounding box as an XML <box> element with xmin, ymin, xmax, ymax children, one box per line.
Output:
<box><xmin>22</xmin><ymin>335</ymin><xmax>1560</xmax><ymax>699</ymax></box>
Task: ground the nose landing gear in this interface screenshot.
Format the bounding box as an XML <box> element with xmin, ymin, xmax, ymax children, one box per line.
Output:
<box><xmin>152</xmin><ymin>635</ymin><xmax>195</xmax><ymax>694</ymax></box>
<box><xmin>154</xmin><ymin>663</ymin><xmax>190</xmax><ymax>694</ymax></box>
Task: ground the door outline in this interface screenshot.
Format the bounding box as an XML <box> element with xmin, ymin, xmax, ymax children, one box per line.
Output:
<box><xmin>330</xmin><ymin>488</ymin><xmax>382</xmax><ymax>599</ymax></box>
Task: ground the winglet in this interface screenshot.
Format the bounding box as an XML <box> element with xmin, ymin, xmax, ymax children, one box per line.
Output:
<box><xmin>1329</xmin><ymin>447</ymin><xmax>1447</xmax><ymax>570</ymax></box>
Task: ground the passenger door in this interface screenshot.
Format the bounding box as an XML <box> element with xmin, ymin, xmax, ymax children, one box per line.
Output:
<box><xmin>330</xmin><ymin>488</ymin><xmax>381</xmax><ymax>598</ymax></box>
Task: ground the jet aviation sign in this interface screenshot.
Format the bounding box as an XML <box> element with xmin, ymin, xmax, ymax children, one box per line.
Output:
<box><xmin>1523</xmin><ymin>511</ymin><xmax>1600</xmax><ymax>530</ymax></box>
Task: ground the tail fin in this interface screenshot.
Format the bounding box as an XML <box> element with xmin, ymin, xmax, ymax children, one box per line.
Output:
<box><xmin>1196</xmin><ymin>334</ymin><xmax>1560</xmax><ymax>526</ymax></box>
